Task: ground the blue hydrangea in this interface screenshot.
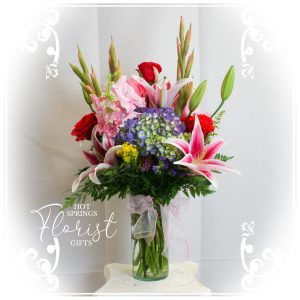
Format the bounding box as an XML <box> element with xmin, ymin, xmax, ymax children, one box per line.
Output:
<box><xmin>115</xmin><ymin>108</ymin><xmax>185</xmax><ymax>161</ymax></box>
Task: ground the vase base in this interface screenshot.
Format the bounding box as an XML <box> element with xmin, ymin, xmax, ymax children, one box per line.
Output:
<box><xmin>95</xmin><ymin>262</ymin><xmax>211</xmax><ymax>293</ymax></box>
<box><xmin>133</xmin><ymin>273</ymin><xmax>168</xmax><ymax>281</ymax></box>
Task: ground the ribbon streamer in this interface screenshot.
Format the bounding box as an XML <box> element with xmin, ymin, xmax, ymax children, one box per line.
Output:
<box><xmin>160</xmin><ymin>198</ymin><xmax>190</xmax><ymax>259</ymax></box>
<box><xmin>127</xmin><ymin>195</ymin><xmax>190</xmax><ymax>259</ymax></box>
<box><xmin>127</xmin><ymin>195</ymin><xmax>158</xmax><ymax>245</ymax></box>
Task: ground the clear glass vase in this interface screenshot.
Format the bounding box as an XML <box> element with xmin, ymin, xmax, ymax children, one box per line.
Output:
<box><xmin>131</xmin><ymin>201</ymin><xmax>169</xmax><ymax>281</ymax></box>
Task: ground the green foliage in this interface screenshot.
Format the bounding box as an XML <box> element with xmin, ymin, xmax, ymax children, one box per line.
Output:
<box><xmin>205</xmin><ymin>110</ymin><xmax>225</xmax><ymax>143</ymax></box>
<box><xmin>214</xmin><ymin>153</ymin><xmax>234</xmax><ymax>162</ymax></box>
<box><xmin>62</xmin><ymin>163</ymin><xmax>215</xmax><ymax>209</ymax></box>
<box><xmin>62</xmin><ymin>188</ymin><xmax>89</xmax><ymax>210</ymax></box>
<box><xmin>213</xmin><ymin>110</ymin><xmax>225</xmax><ymax>131</ymax></box>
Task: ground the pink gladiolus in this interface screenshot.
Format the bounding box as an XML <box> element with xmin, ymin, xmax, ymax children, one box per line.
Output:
<box><xmin>132</xmin><ymin>75</ymin><xmax>192</xmax><ymax>108</ymax></box>
<box><xmin>164</xmin><ymin>116</ymin><xmax>239</xmax><ymax>188</ymax></box>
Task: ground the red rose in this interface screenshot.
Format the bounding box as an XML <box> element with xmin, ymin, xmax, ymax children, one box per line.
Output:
<box><xmin>181</xmin><ymin>114</ymin><xmax>215</xmax><ymax>136</ymax></box>
<box><xmin>181</xmin><ymin>115</ymin><xmax>196</xmax><ymax>133</ymax></box>
<box><xmin>138</xmin><ymin>62</ymin><xmax>162</xmax><ymax>83</ymax></box>
<box><xmin>71</xmin><ymin>112</ymin><xmax>98</xmax><ymax>142</ymax></box>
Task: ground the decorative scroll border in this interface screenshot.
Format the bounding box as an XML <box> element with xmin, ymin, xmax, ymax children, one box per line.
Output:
<box><xmin>20</xmin><ymin>9</ymin><xmax>60</xmax><ymax>79</ymax></box>
<box><xmin>240</xmin><ymin>220</ymin><xmax>281</xmax><ymax>291</ymax></box>
<box><xmin>18</xmin><ymin>237</ymin><xmax>60</xmax><ymax>291</ymax></box>
<box><xmin>241</xmin><ymin>9</ymin><xmax>279</xmax><ymax>79</ymax></box>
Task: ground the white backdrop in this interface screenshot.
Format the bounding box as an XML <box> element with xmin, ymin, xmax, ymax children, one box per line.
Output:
<box><xmin>6</xmin><ymin>6</ymin><xmax>294</xmax><ymax>294</ymax></box>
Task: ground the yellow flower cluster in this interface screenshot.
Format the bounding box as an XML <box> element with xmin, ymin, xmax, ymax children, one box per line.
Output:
<box><xmin>117</xmin><ymin>142</ymin><xmax>138</xmax><ymax>163</ymax></box>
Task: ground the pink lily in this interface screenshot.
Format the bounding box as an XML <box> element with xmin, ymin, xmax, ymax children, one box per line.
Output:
<box><xmin>102</xmin><ymin>133</ymin><xmax>115</xmax><ymax>151</ymax></box>
<box><xmin>72</xmin><ymin>128</ymin><xmax>121</xmax><ymax>192</ymax></box>
<box><xmin>80</xmin><ymin>126</ymin><xmax>107</xmax><ymax>166</ymax></box>
<box><xmin>164</xmin><ymin>116</ymin><xmax>239</xmax><ymax>188</ymax></box>
<box><xmin>72</xmin><ymin>145</ymin><xmax>121</xmax><ymax>192</ymax></box>
<box><xmin>132</xmin><ymin>75</ymin><xmax>193</xmax><ymax>108</ymax></box>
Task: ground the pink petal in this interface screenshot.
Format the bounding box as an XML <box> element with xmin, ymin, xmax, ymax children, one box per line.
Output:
<box><xmin>173</xmin><ymin>160</ymin><xmax>199</xmax><ymax>172</ymax></box>
<box><xmin>153</xmin><ymin>67</ymin><xmax>160</xmax><ymax>82</ymax></box>
<box><xmin>195</xmin><ymin>169</ymin><xmax>218</xmax><ymax>188</ymax></box>
<box><xmin>103</xmin><ymin>145</ymin><xmax>122</xmax><ymax>166</ymax></box>
<box><xmin>202</xmin><ymin>159</ymin><xmax>241</xmax><ymax>174</ymax></box>
<box><xmin>153</xmin><ymin>85</ymin><xmax>162</xmax><ymax>107</ymax></box>
<box><xmin>166</xmin><ymin>78</ymin><xmax>193</xmax><ymax>105</ymax></box>
<box><xmin>91</xmin><ymin>127</ymin><xmax>106</xmax><ymax>161</ymax></box>
<box><xmin>82</xmin><ymin>150</ymin><xmax>99</xmax><ymax>166</ymax></box>
<box><xmin>90</xmin><ymin>94</ymin><xmax>100</xmax><ymax>110</ymax></box>
<box><xmin>89</xmin><ymin>163</ymin><xmax>113</xmax><ymax>184</ymax></box>
<box><xmin>189</xmin><ymin>116</ymin><xmax>204</xmax><ymax>159</ymax></box>
<box><xmin>159</xmin><ymin>85</ymin><xmax>168</xmax><ymax>107</ymax></box>
<box><xmin>164</xmin><ymin>138</ymin><xmax>190</xmax><ymax>154</ymax></box>
<box><xmin>174</xmin><ymin>160</ymin><xmax>218</xmax><ymax>188</ymax></box>
<box><xmin>72</xmin><ymin>166</ymin><xmax>95</xmax><ymax>192</ymax></box>
<box><xmin>203</xmin><ymin>140</ymin><xmax>224</xmax><ymax>160</ymax></box>
<box><xmin>181</xmin><ymin>100</ymin><xmax>190</xmax><ymax>118</ymax></box>
<box><xmin>102</xmin><ymin>133</ymin><xmax>115</xmax><ymax>150</ymax></box>
<box><xmin>176</xmin><ymin>154</ymin><xmax>193</xmax><ymax>164</ymax></box>
<box><xmin>181</xmin><ymin>95</ymin><xmax>202</xmax><ymax>118</ymax></box>
<box><xmin>132</xmin><ymin>75</ymin><xmax>157</xmax><ymax>107</ymax></box>
<box><xmin>165</xmin><ymin>80</ymin><xmax>171</xmax><ymax>90</ymax></box>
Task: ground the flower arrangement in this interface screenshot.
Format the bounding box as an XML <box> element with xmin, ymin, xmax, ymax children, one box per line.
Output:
<box><xmin>64</xmin><ymin>17</ymin><xmax>238</xmax><ymax>280</ymax></box>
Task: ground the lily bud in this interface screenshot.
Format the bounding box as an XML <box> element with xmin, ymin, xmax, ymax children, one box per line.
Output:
<box><xmin>189</xmin><ymin>80</ymin><xmax>207</xmax><ymax>114</ymax></box>
<box><xmin>221</xmin><ymin>65</ymin><xmax>235</xmax><ymax>101</ymax></box>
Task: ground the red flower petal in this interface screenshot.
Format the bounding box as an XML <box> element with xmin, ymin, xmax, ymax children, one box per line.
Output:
<box><xmin>181</xmin><ymin>114</ymin><xmax>215</xmax><ymax>136</ymax></box>
<box><xmin>138</xmin><ymin>62</ymin><xmax>162</xmax><ymax>83</ymax></box>
<box><xmin>71</xmin><ymin>112</ymin><xmax>98</xmax><ymax>142</ymax></box>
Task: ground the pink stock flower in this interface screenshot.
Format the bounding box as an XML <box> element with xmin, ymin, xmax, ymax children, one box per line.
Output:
<box><xmin>164</xmin><ymin>116</ymin><xmax>239</xmax><ymax>188</ymax></box>
<box><xmin>132</xmin><ymin>75</ymin><xmax>193</xmax><ymax>108</ymax></box>
<box><xmin>90</xmin><ymin>76</ymin><xmax>146</xmax><ymax>149</ymax></box>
